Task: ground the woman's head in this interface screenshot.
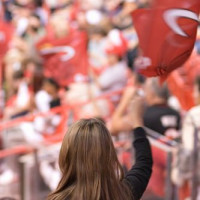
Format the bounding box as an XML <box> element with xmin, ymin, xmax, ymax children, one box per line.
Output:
<box><xmin>59</xmin><ymin>118</ymin><xmax>117</xmax><ymax>175</ymax></box>
<box><xmin>48</xmin><ymin>118</ymin><xmax>132</xmax><ymax>200</ymax></box>
<box><xmin>144</xmin><ymin>78</ymin><xmax>170</xmax><ymax>105</ymax></box>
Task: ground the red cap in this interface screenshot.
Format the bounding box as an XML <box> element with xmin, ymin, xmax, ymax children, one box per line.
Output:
<box><xmin>105</xmin><ymin>29</ymin><xmax>128</xmax><ymax>57</ymax></box>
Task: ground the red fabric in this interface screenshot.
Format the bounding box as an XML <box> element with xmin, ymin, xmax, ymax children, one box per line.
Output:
<box><xmin>106</xmin><ymin>32</ymin><xmax>128</xmax><ymax>57</ymax></box>
<box><xmin>167</xmin><ymin>71</ymin><xmax>194</xmax><ymax>110</ymax></box>
<box><xmin>0</xmin><ymin>21</ymin><xmax>13</xmax><ymax>94</ymax></box>
<box><xmin>70</xmin><ymin>0</ymin><xmax>80</xmax><ymax>21</ymax></box>
<box><xmin>6</xmin><ymin>95</ymin><xmax>17</xmax><ymax>107</ymax></box>
<box><xmin>132</xmin><ymin>0</ymin><xmax>200</xmax><ymax>80</ymax></box>
<box><xmin>122</xmin><ymin>151</ymin><xmax>132</xmax><ymax>170</ymax></box>
<box><xmin>43</xmin><ymin>111</ymin><xmax>68</xmax><ymax>142</ymax></box>
<box><xmin>0</xmin><ymin>58</ymin><xmax>3</xmax><ymax>118</ymax></box>
<box><xmin>167</xmin><ymin>52</ymin><xmax>200</xmax><ymax>110</ymax></box>
<box><xmin>182</xmin><ymin>52</ymin><xmax>200</xmax><ymax>85</ymax></box>
<box><xmin>36</xmin><ymin>30</ymin><xmax>88</xmax><ymax>86</ymax></box>
<box><xmin>0</xmin><ymin>21</ymin><xmax>13</xmax><ymax>56</ymax></box>
<box><xmin>147</xmin><ymin>144</ymin><xmax>167</xmax><ymax>197</ymax></box>
<box><xmin>178</xmin><ymin>181</ymin><xmax>190</xmax><ymax>200</ymax></box>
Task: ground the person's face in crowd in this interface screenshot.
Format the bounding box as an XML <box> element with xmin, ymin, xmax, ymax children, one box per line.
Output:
<box><xmin>50</xmin><ymin>13</ymin><xmax>70</xmax><ymax>38</ymax></box>
<box><xmin>28</xmin><ymin>15</ymin><xmax>41</xmax><ymax>33</ymax></box>
<box><xmin>43</xmin><ymin>81</ymin><xmax>58</xmax><ymax>96</ymax></box>
<box><xmin>194</xmin><ymin>83</ymin><xmax>200</xmax><ymax>105</ymax></box>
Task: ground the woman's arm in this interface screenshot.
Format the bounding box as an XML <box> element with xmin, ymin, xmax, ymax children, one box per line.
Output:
<box><xmin>122</xmin><ymin>96</ymin><xmax>153</xmax><ymax>200</ymax></box>
<box><xmin>110</xmin><ymin>87</ymin><xmax>135</xmax><ymax>134</ymax></box>
<box><xmin>124</xmin><ymin>127</ymin><xmax>153</xmax><ymax>200</ymax></box>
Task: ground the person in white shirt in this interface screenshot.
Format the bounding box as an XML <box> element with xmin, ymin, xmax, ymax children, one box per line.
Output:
<box><xmin>182</xmin><ymin>76</ymin><xmax>200</xmax><ymax>151</ymax></box>
<box><xmin>172</xmin><ymin>76</ymin><xmax>200</xmax><ymax>199</ymax></box>
<box><xmin>93</xmin><ymin>29</ymin><xmax>129</xmax><ymax>94</ymax></box>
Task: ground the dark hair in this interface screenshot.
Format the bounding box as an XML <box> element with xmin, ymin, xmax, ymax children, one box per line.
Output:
<box><xmin>30</xmin><ymin>13</ymin><xmax>40</xmax><ymax>21</ymax></box>
<box><xmin>88</xmin><ymin>26</ymin><xmax>107</xmax><ymax>37</ymax></box>
<box><xmin>32</xmin><ymin>66</ymin><xmax>44</xmax><ymax>93</ymax></box>
<box><xmin>44</xmin><ymin>78</ymin><xmax>60</xmax><ymax>90</ymax></box>
<box><xmin>22</xmin><ymin>58</ymin><xmax>44</xmax><ymax>92</ymax></box>
<box><xmin>135</xmin><ymin>73</ymin><xmax>146</xmax><ymax>85</ymax></box>
<box><xmin>195</xmin><ymin>76</ymin><xmax>200</xmax><ymax>93</ymax></box>
<box><xmin>13</xmin><ymin>70</ymin><xmax>24</xmax><ymax>80</ymax></box>
<box><xmin>35</xmin><ymin>0</ymin><xmax>43</xmax><ymax>7</ymax></box>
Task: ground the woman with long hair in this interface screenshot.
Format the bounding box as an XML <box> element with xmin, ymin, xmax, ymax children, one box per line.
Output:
<box><xmin>47</xmin><ymin>96</ymin><xmax>153</xmax><ymax>200</ymax></box>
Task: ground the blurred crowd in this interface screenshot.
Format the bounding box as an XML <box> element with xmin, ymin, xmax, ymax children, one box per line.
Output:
<box><xmin>0</xmin><ymin>0</ymin><xmax>200</xmax><ymax>199</ymax></box>
<box><xmin>0</xmin><ymin>0</ymin><xmax>145</xmax><ymax>119</ymax></box>
<box><xmin>0</xmin><ymin>0</ymin><xmax>150</xmax><ymax>139</ymax></box>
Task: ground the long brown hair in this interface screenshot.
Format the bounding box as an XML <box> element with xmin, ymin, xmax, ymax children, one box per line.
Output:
<box><xmin>47</xmin><ymin>118</ymin><xmax>133</xmax><ymax>200</ymax></box>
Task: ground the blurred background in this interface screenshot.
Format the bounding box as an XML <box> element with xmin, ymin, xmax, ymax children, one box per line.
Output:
<box><xmin>0</xmin><ymin>0</ymin><xmax>200</xmax><ymax>199</ymax></box>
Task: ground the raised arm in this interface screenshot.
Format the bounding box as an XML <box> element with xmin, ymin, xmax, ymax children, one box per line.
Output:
<box><xmin>124</xmin><ymin>127</ymin><xmax>153</xmax><ymax>200</ymax></box>
<box><xmin>123</xmin><ymin>96</ymin><xmax>153</xmax><ymax>200</ymax></box>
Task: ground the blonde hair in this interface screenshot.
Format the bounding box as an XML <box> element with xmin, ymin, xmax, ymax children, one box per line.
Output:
<box><xmin>47</xmin><ymin>118</ymin><xmax>132</xmax><ymax>200</ymax></box>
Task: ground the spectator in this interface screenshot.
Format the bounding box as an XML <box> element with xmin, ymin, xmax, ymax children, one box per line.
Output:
<box><xmin>181</xmin><ymin>75</ymin><xmax>200</xmax><ymax>151</ymax></box>
<box><xmin>22</xmin><ymin>13</ymin><xmax>45</xmax><ymax>43</ymax></box>
<box><xmin>171</xmin><ymin>76</ymin><xmax>200</xmax><ymax>199</ymax></box>
<box><xmin>48</xmin><ymin>97</ymin><xmax>152</xmax><ymax>200</ymax></box>
<box><xmin>22</xmin><ymin>13</ymin><xmax>46</xmax><ymax>58</ymax></box>
<box><xmin>3</xmin><ymin>49</ymin><xmax>25</xmax><ymax>99</ymax></box>
<box><xmin>35</xmin><ymin>78</ymin><xmax>61</xmax><ymax>112</ymax></box>
<box><xmin>88</xmin><ymin>26</ymin><xmax>108</xmax><ymax>73</ymax></box>
<box><xmin>0</xmin><ymin>1</ymin><xmax>199</xmax><ymax>199</ymax></box>
<box><xmin>4</xmin><ymin>70</ymin><xmax>34</xmax><ymax>119</ymax></box>
<box><xmin>92</xmin><ymin>29</ymin><xmax>128</xmax><ymax>94</ymax></box>
<box><xmin>34</xmin><ymin>78</ymin><xmax>61</xmax><ymax>135</ymax></box>
<box><xmin>143</xmin><ymin>78</ymin><xmax>181</xmax><ymax>135</ymax></box>
<box><xmin>22</xmin><ymin>58</ymin><xmax>44</xmax><ymax>93</ymax></box>
<box><xmin>49</xmin><ymin>11</ymin><xmax>71</xmax><ymax>39</ymax></box>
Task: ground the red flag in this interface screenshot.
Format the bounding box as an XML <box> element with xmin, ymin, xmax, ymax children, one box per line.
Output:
<box><xmin>132</xmin><ymin>0</ymin><xmax>200</xmax><ymax>80</ymax></box>
<box><xmin>167</xmin><ymin>52</ymin><xmax>200</xmax><ymax>110</ymax></box>
<box><xmin>36</xmin><ymin>30</ymin><xmax>88</xmax><ymax>86</ymax></box>
<box><xmin>0</xmin><ymin>21</ymin><xmax>13</xmax><ymax>107</ymax></box>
